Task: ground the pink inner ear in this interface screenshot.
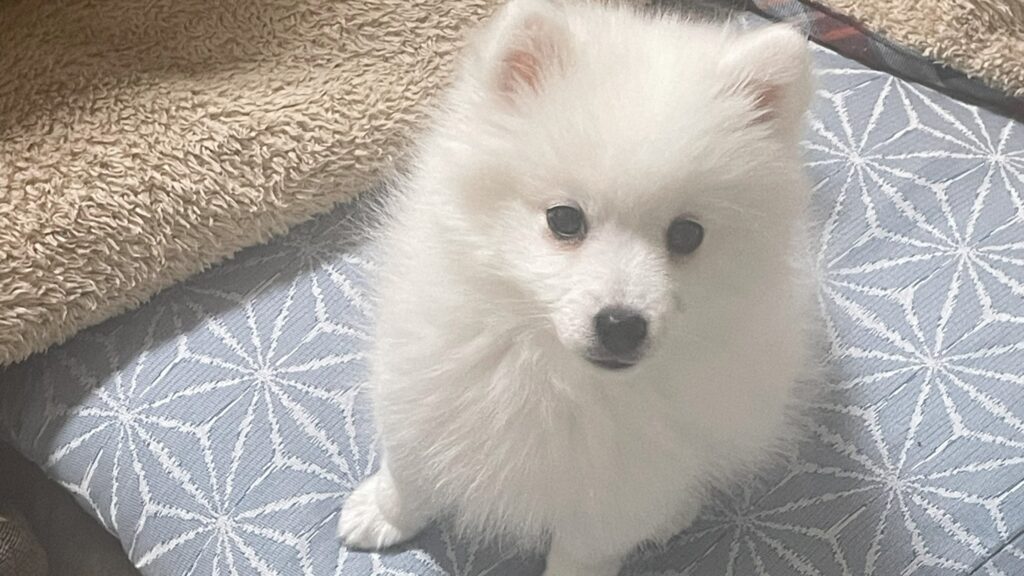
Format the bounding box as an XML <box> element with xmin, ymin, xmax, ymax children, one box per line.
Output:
<box><xmin>750</xmin><ymin>82</ymin><xmax>783</xmax><ymax>123</ymax></box>
<box><xmin>496</xmin><ymin>13</ymin><xmax>562</xmax><ymax>97</ymax></box>
<box><xmin>499</xmin><ymin>48</ymin><xmax>544</xmax><ymax>94</ymax></box>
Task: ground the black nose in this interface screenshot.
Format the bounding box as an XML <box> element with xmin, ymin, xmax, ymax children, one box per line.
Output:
<box><xmin>594</xmin><ymin>307</ymin><xmax>648</xmax><ymax>356</ymax></box>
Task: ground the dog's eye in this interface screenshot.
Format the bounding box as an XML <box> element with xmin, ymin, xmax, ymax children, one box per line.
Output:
<box><xmin>666</xmin><ymin>218</ymin><xmax>704</xmax><ymax>255</ymax></box>
<box><xmin>547</xmin><ymin>203</ymin><xmax>586</xmax><ymax>240</ymax></box>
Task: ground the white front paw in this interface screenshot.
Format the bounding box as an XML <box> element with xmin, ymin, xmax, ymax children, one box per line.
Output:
<box><xmin>337</xmin><ymin>475</ymin><xmax>415</xmax><ymax>550</ymax></box>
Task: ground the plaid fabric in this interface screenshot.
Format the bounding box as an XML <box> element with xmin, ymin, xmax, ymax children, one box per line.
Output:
<box><xmin>749</xmin><ymin>0</ymin><xmax>1024</xmax><ymax>122</ymax></box>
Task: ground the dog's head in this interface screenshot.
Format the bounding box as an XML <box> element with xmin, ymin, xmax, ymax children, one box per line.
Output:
<box><xmin>434</xmin><ymin>0</ymin><xmax>813</xmax><ymax>372</ymax></box>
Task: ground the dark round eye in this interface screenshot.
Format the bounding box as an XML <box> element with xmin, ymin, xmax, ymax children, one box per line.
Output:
<box><xmin>666</xmin><ymin>217</ymin><xmax>704</xmax><ymax>255</ymax></box>
<box><xmin>546</xmin><ymin>203</ymin><xmax>586</xmax><ymax>240</ymax></box>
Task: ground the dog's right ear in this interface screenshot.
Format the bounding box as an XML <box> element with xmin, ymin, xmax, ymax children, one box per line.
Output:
<box><xmin>717</xmin><ymin>25</ymin><xmax>812</xmax><ymax>139</ymax></box>
<box><xmin>475</xmin><ymin>0</ymin><xmax>573</xmax><ymax>102</ymax></box>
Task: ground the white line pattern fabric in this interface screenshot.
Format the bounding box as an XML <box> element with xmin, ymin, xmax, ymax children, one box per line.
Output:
<box><xmin>2</xmin><ymin>24</ymin><xmax>1024</xmax><ymax>576</ymax></box>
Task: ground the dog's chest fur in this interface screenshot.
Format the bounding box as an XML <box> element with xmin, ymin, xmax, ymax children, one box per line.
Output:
<box><xmin>374</xmin><ymin>335</ymin><xmax>706</xmax><ymax>547</ymax></box>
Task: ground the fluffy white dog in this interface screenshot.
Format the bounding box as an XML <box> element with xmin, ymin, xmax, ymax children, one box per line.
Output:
<box><xmin>338</xmin><ymin>1</ymin><xmax>817</xmax><ymax>574</ymax></box>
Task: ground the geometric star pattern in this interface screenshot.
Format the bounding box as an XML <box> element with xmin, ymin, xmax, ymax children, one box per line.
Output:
<box><xmin>1</xmin><ymin>19</ymin><xmax>1022</xmax><ymax>576</ymax></box>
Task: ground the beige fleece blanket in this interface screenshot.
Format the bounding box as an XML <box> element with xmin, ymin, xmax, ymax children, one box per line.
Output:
<box><xmin>822</xmin><ymin>0</ymin><xmax>1024</xmax><ymax>97</ymax></box>
<box><xmin>0</xmin><ymin>0</ymin><xmax>500</xmax><ymax>366</ymax></box>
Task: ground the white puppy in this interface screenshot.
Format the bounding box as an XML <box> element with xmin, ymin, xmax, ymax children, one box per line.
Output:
<box><xmin>338</xmin><ymin>1</ymin><xmax>817</xmax><ymax>575</ymax></box>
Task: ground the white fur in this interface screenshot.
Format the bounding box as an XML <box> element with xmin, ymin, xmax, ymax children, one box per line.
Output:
<box><xmin>337</xmin><ymin>2</ymin><xmax>817</xmax><ymax>574</ymax></box>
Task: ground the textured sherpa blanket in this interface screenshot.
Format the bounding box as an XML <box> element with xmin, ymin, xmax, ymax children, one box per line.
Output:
<box><xmin>820</xmin><ymin>0</ymin><xmax>1024</xmax><ymax>97</ymax></box>
<box><xmin>0</xmin><ymin>0</ymin><xmax>499</xmax><ymax>366</ymax></box>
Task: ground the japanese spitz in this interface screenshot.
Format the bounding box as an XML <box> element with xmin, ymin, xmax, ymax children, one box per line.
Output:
<box><xmin>338</xmin><ymin>1</ymin><xmax>817</xmax><ymax>574</ymax></box>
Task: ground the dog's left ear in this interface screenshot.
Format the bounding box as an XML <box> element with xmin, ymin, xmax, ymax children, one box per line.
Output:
<box><xmin>476</xmin><ymin>0</ymin><xmax>573</xmax><ymax>102</ymax></box>
<box><xmin>718</xmin><ymin>25</ymin><xmax>812</xmax><ymax>137</ymax></box>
